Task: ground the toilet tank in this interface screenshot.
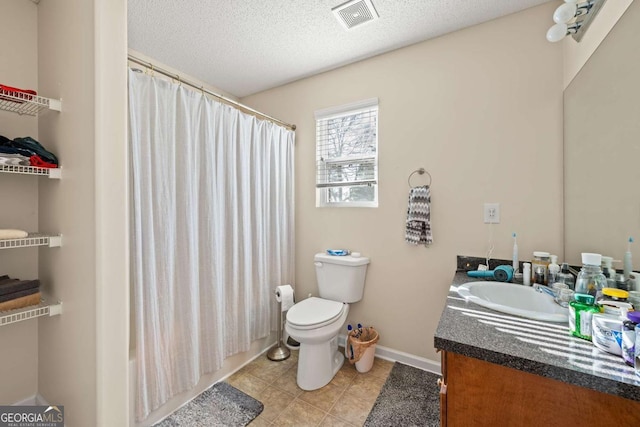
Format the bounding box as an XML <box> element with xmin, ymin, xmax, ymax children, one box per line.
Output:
<box><xmin>314</xmin><ymin>253</ymin><xmax>370</xmax><ymax>303</ymax></box>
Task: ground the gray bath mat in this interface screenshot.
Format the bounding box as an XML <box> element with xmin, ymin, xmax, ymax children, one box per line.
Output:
<box><xmin>365</xmin><ymin>362</ymin><xmax>440</xmax><ymax>427</ymax></box>
<box><xmin>154</xmin><ymin>382</ymin><xmax>263</xmax><ymax>426</ymax></box>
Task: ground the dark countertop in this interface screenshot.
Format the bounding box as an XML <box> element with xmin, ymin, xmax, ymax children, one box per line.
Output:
<box><xmin>434</xmin><ymin>271</ymin><xmax>640</xmax><ymax>402</ymax></box>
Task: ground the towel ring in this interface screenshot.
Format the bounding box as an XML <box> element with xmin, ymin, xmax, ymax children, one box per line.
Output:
<box><xmin>408</xmin><ymin>168</ymin><xmax>432</xmax><ymax>188</ymax></box>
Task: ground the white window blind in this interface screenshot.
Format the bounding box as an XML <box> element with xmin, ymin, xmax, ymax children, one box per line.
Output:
<box><xmin>315</xmin><ymin>98</ymin><xmax>378</xmax><ymax>207</ymax></box>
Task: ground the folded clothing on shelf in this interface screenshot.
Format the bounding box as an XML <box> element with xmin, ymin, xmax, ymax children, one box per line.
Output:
<box><xmin>0</xmin><ymin>135</ymin><xmax>58</xmax><ymax>167</ymax></box>
<box><xmin>29</xmin><ymin>155</ymin><xmax>57</xmax><ymax>168</ymax></box>
<box><xmin>0</xmin><ymin>292</ymin><xmax>41</xmax><ymax>312</ymax></box>
<box><xmin>0</xmin><ymin>229</ymin><xmax>28</xmax><ymax>240</ymax></box>
<box><xmin>0</xmin><ymin>153</ymin><xmax>30</xmax><ymax>166</ymax></box>
<box><xmin>0</xmin><ymin>84</ymin><xmax>37</xmax><ymax>103</ymax></box>
<box><xmin>0</xmin><ymin>275</ymin><xmax>40</xmax><ymax>297</ymax></box>
<box><xmin>0</xmin><ymin>275</ymin><xmax>41</xmax><ymax>311</ymax></box>
<box><xmin>0</xmin><ymin>286</ymin><xmax>39</xmax><ymax>303</ymax></box>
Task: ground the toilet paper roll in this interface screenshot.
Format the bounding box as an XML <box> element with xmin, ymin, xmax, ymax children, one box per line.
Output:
<box><xmin>275</xmin><ymin>284</ymin><xmax>294</xmax><ymax>312</ymax></box>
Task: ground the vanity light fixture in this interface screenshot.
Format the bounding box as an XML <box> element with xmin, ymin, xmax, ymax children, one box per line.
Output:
<box><xmin>546</xmin><ymin>0</ymin><xmax>607</xmax><ymax>43</ymax></box>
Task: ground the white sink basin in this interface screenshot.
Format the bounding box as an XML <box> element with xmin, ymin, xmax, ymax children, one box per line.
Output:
<box><xmin>457</xmin><ymin>281</ymin><xmax>568</xmax><ymax>322</ymax></box>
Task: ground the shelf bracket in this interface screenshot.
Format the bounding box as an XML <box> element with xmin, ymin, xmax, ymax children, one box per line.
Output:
<box><xmin>48</xmin><ymin>167</ymin><xmax>62</xmax><ymax>179</ymax></box>
<box><xmin>48</xmin><ymin>302</ymin><xmax>63</xmax><ymax>316</ymax></box>
<box><xmin>48</xmin><ymin>235</ymin><xmax>63</xmax><ymax>248</ymax></box>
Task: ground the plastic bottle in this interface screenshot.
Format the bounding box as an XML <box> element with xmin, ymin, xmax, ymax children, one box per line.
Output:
<box><xmin>601</xmin><ymin>256</ymin><xmax>616</xmax><ymax>288</ymax></box>
<box><xmin>622</xmin><ymin>311</ymin><xmax>640</xmax><ymax>366</ymax></box>
<box><xmin>624</xmin><ymin>237</ymin><xmax>634</xmax><ymax>282</ymax></box>
<box><xmin>575</xmin><ymin>253</ymin><xmax>607</xmax><ymax>299</ymax></box>
<box><xmin>628</xmin><ymin>291</ymin><xmax>640</xmax><ymax>310</ymax></box>
<box><xmin>522</xmin><ymin>263</ymin><xmax>531</xmax><ymax>286</ymax></box>
<box><xmin>569</xmin><ymin>293</ymin><xmax>600</xmax><ymax>340</ymax></box>
<box><xmin>557</xmin><ymin>263</ymin><xmax>575</xmax><ymax>290</ymax></box>
<box><xmin>635</xmin><ymin>326</ymin><xmax>640</xmax><ymax>377</ymax></box>
<box><xmin>616</xmin><ymin>273</ymin><xmax>629</xmax><ymax>291</ymax></box>
<box><xmin>532</xmin><ymin>251</ymin><xmax>550</xmax><ymax>285</ymax></box>
<box><xmin>548</xmin><ymin>255</ymin><xmax>560</xmax><ymax>285</ymax></box>
<box><xmin>512</xmin><ymin>233</ymin><xmax>519</xmax><ymax>273</ymax></box>
<box><xmin>592</xmin><ymin>309</ymin><xmax>627</xmax><ymax>356</ymax></box>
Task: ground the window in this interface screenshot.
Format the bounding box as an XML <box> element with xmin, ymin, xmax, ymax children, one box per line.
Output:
<box><xmin>315</xmin><ymin>98</ymin><xmax>378</xmax><ymax>207</ymax></box>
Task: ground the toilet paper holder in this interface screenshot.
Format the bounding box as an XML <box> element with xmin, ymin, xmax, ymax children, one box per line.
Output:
<box><xmin>267</xmin><ymin>287</ymin><xmax>291</xmax><ymax>361</ymax></box>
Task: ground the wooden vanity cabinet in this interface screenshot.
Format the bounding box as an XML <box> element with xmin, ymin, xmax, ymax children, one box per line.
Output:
<box><xmin>438</xmin><ymin>350</ymin><xmax>640</xmax><ymax>426</ymax></box>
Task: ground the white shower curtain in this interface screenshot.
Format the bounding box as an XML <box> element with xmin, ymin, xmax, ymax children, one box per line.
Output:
<box><xmin>128</xmin><ymin>69</ymin><xmax>295</xmax><ymax>421</ymax></box>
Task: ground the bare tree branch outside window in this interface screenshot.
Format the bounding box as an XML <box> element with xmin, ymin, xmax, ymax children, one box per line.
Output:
<box><xmin>320</xmin><ymin>110</ymin><xmax>377</xmax><ymax>203</ymax></box>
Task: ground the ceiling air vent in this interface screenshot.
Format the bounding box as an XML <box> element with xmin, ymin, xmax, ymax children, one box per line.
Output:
<box><xmin>332</xmin><ymin>0</ymin><xmax>379</xmax><ymax>30</ymax></box>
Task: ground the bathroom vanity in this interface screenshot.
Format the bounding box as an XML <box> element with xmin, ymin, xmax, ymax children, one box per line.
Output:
<box><xmin>435</xmin><ymin>272</ymin><xmax>640</xmax><ymax>426</ymax></box>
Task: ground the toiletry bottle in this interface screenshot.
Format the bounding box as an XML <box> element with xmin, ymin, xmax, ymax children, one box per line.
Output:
<box><xmin>628</xmin><ymin>291</ymin><xmax>640</xmax><ymax>310</ymax></box>
<box><xmin>592</xmin><ymin>307</ymin><xmax>628</xmax><ymax>356</ymax></box>
<box><xmin>558</xmin><ymin>263</ymin><xmax>575</xmax><ymax>290</ymax></box>
<box><xmin>532</xmin><ymin>251</ymin><xmax>550</xmax><ymax>284</ymax></box>
<box><xmin>575</xmin><ymin>253</ymin><xmax>607</xmax><ymax>299</ymax></box>
<box><xmin>569</xmin><ymin>293</ymin><xmax>599</xmax><ymax>341</ymax></box>
<box><xmin>635</xmin><ymin>326</ymin><xmax>640</xmax><ymax>377</ymax></box>
<box><xmin>522</xmin><ymin>263</ymin><xmax>531</xmax><ymax>286</ymax></box>
<box><xmin>624</xmin><ymin>237</ymin><xmax>634</xmax><ymax>282</ymax></box>
<box><xmin>601</xmin><ymin>256</ymin><xmax>616</xmax><ymax>288</ymax></box>
<box><xmin>616</xmin><ymin>273</ymin><xmax>629</xmax><ymax>291</ymax></box>
<box><xmin>512</xmin><ymin>233</ymin><xmax>519</xmax><ymax>273</ymax></box>
<box><xmin>622</xmin><ymin>311</ymin><xmax>640</xmax><ymax>366</ymax></box>
<box><xmin>548</xmin><ymin>255</ymin><xmax>560</xmax><ymax>285</ymax></box>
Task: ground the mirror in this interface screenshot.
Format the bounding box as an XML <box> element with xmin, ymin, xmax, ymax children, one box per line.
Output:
<box><xmin>564</xmin><ymin>2</ymin><xmax>640</xmax><ymax>266</ymax></box>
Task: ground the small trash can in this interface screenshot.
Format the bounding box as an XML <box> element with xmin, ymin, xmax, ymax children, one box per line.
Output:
<box><xmin>345</xmin><ymin>326</ymin><xmax>379</xmax><ymax>373</ymax></box>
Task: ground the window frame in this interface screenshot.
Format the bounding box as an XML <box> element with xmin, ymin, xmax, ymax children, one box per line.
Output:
<box><xmin>315</xmin><ymin>98</ymin><xmax>379</xmax><ymax>208</ymax></box>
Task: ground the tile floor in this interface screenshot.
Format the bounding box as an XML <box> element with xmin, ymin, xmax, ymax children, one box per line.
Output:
<box><xmin>225</xmin><ymin>348</ymin><xmax>394</xmax><ymax>426</ymax></box>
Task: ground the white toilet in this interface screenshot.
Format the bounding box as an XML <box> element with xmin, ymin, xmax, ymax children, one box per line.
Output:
<box><xmin>285</xmin><ymin>253</ymin><xmax>370</xmax><ymax>390</ymax></box>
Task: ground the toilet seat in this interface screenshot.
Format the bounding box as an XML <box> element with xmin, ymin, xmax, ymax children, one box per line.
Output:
<box><xmin>287</xmin><ymin>297</ymin><xmax>345</xmax><ymax>330</ymax></box>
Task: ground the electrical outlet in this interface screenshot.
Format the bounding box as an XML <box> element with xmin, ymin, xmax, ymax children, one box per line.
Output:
<box><xmin>484</xmin><ymin>203</ymin><xmax>500</xmax><ymax>224</ymax></box>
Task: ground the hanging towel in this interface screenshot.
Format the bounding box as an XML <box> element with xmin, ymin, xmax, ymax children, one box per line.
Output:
<box><xmin>405</xmin><ymin>185</ymin><xmax>432</xmax><ymax>246</ymax></box>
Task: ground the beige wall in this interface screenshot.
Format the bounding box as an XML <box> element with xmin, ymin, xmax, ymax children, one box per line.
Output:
<box><xmin>95</xmin><ymin>1</ymin><xmax>129</xmax><ymax>426</ymax></box>
<box><xmin>0</xmin><ymin>0</ymin><xmax>39</xmax><ymax>404</ymax></box>
<box><xmin>37</xmin><ymin>1</ymin><xmax>131</xmax><ymax>425</ymax></box>
<box><xmin>243</xmin><ymin>2</ymin><xmax>564</xmax><ymax>361</ymax></box>
<box><xmin>36</xmin><ymin>0</ymin><xmax>100</xmax><ymax>425</ymax></box>
<box><xmin>562</xmin><ymin>0</ymin><xmax>633</xmax><ymax>88</ymax></box>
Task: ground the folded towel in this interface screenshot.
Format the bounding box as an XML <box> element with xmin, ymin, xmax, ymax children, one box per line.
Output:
<box><xmin>0</xmin><ymin>286</ymin><xmax>39</xmax><ymax>303</ymax></box>
<box><xmin>405</xmin><ymin>185</ymin><xmax>432</xmax><ymax>246</ymax></box>
<box><xmin>0</xmin><ymin>278</ymin><xmax>40</xmax><ymax>297</ymax></box>
<box><xmin>0</xmin><ymin>292</ymin><xmax>41</xmax><ymax>312</ymax></box>
<box><xmin>0</xmin><ymin>229</ymin><xmax>28</xmax><ymax>240</ymax></box>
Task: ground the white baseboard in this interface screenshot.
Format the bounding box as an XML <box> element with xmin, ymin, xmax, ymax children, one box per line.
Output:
<box><xmin>338</xmin><ymin>334</ymin><xmax>441</xmax><ymax>375</ymax></box>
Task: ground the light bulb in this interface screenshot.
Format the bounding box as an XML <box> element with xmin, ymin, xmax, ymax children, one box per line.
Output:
<box><xmin>554</xmin><ymin>3</ymin><xmax>578</xmax><ymax>24</ymax></box>
<box><xmin>546</xmin><ymin>23</ymin><xmax>568</xmax><ymax>42</ymax></box>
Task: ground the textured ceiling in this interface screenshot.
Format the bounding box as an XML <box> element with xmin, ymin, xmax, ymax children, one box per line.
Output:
<box><xmin>128</xmin><ymin>0</ymin><xmax>550</xmax><ymax>98</ymax></box>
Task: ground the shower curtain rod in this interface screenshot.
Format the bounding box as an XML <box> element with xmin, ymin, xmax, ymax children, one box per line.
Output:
<box><xmin>127</xmin><ymin>54</ymin><xmax>297</xmax><ymax>131</ymax></box>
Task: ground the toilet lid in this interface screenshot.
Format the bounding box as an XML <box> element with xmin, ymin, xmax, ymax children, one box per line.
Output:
<box><xmin>287</xmin><ymin>297</ymin><xmax>345</xmax><ymax>327</ymax></box>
